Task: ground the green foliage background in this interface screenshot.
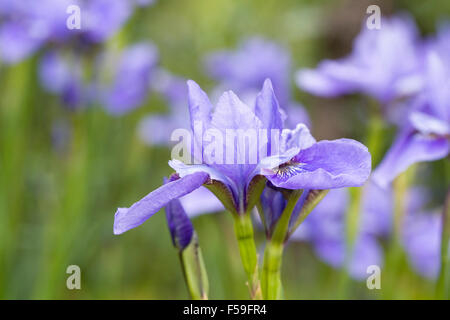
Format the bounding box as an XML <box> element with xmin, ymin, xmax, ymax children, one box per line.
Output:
<box><xmin>0</xmin><ymin>0</ymin><xmax>448</xmax><ymax>299</ymax></box>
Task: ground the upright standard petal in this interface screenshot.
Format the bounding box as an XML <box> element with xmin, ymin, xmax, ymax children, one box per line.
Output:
<box><xmin>187</xmin><ymin>80</ymin><xmax>213</xmax><ymax>161</ymax></box>
<box><xmin>265</xmin><ymin>139</ymin><xmax>371</xmax><ymax>190</ymax></box>
<box><xmin>254</xmin><ymin>79</ymin><xmax>284</xmax><ymax>131</ymax></box>
<box><xmin>187</xmin><ymin>80</ymin><xmax>213</xmax><ymax>130</ymax></box>
<box><xmin>113</xmin><ymin>172</ymin><xmax>209</xmax><ymax>234</ymax></box>
<box><xmin>208</xmin><ymin>90</ymin><xmax>263</xmax><ymax>189</ymax></box>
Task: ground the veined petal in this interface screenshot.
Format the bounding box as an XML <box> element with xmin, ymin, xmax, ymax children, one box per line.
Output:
<box><xmin>254</xmin><ymin>79</ymin><xmax>284</xmax><ymax>131</ymax></box>
<box><xmin>281</xmin><ymin>123</ymin><xmax>316</xmax><ymax>152</ymax></box>
<box><xmin>373</xmin><ymin>129</ymin><xmax>449</xmax><ymax>188</ymax></box>
<box><xmin>264</xmin><ymin>139</ymin><xmax>371</xmax><ymax>190</ymax></box>
<box><xmin>113</xmin><ymin>172</ymin><xmax>209</xmax><ymax>234</ymax></box>
<box><xmin>187</xmin><ymin>80</ymin><xmax>213</xmax><ymax>161</ymax></box>
<box><xmin>209</xmin><ymin>90</ymin><xmax>263</xmax><ymax>189</ymax></box>
<box><xmin>258</xmin><ymin>147</ymin><xmax>300</xmax><ymax>175</ymax></box>
<box><xmin>169</xmin><ymin>159</ymin><xmax>236</xmax><ymax>191</ymax></box>
<box><xmin>187</xmin><ymin>80</ymin><xmax>212</xmax><ymax>130</ymax></box>
<box><xmin>211</xmin><ymin>90</ymin><xmax>262</xmax><ymax>131</ymax></box>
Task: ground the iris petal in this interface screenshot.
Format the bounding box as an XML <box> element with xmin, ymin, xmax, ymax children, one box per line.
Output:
<box><xmin>114</xmin><ymin>172</ymin><xmax>209</xmax><ymax>234</ymax></box>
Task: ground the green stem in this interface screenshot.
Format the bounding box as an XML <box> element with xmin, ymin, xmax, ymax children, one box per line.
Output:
<box><xmin>261</xmin><ymin>241</ymin><xmax>283</xmax><ymax>300</ymax></box>
<box><xmin>179</xmin><ymin>233</ymin><xmax>209</xmax><ymax>300</ymax></box>
<box><xmin>261</xmin><ymin>190</ymin><xmax>302</xmax><ymax>300</ymax></box>
<box><xmin>338</xmin><ymin>103</ymin><xmax>384</xmax><ymax>299</ymax></box>
<box><xmin>233</xmin><ymin>213</ymin><xmax>261</xmax><ymax>299</ymax></box>
<box><xmin>383</xmin><ymin>166</ymin><xmax>414</xmax><ymax>299</ymax></box>
<box><xmin>436</xmin><ymin>188</ymin><xmax>450</xmax><ymax>299</ymax></box>
<box><xmin>338</xmin><ymin>186</ymin><xmax>363</xmax><ymax>299</ymax></box>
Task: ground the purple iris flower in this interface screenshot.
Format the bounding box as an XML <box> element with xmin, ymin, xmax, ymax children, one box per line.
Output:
<box><xmin>259</xmin><ymin>123</ymin><xmax>371</xmax><ymax>190</ymax></box>
<box><xmin>296</xmin><ymin>14</ymin><xmax>423</xmax><ymax>104</ymax></box>
<box><xmin>101</xmin><ymin>42</ymin><xmax>158</xmax><ymax>115</ymax></box>
<box><xmin>0</xmin><ymin>0</ymin><xmax>138</xmax><ymax>64</ymax></box>
<box><xmin>81</xmin><ymin>0</ymin><xmax>132</xmax><ymax>44</ymax></box>
<box><xmin>164</xmin><ymin>176</ymin><xmax>194</xmax><ymax>250</ymax></box>
<box><xmin>398</xmin><ymin>187</ymin><xmax>443</xmax><ymax>280</ymax></box>
<box><xmin>39</xmin><ymin>50</ymin><xmax>85</xmax><ymax>108</ymax></box>
<box><xmin>403</xmin><ymin>209</ymin><xmax>442</xmax><ymax>279</ymax></box>
<box><xmin>347</xmin><ymin>235</ymin><xmax>384</xmax><ymax>280</ymax></box>
<box><xmin>134</xmin><ymin>0</ymin><xmax>157</xmax><ymax>6</ymax></box>
<box><xmin>0</xmin><ymin>0</ymin><xmax>73</xmax><ymax>64</ymax></box>
<box><xmin>38</xmin><ymin>42</ymin><xmax>158</xmax><ymax>112</ymax></box>
<box><xmin>114</xmin><ymin>79</ymin><xmax>371</xmax><ymax>234</ymax></box>
<box><xmin>359</xmin><ymin>181</ymin><xmax>393</xmax><ymax>237</ymax></box>
<box><xmin>290</xmin><ymin>187</ymin><xmax>383</xmax><ymax>280</ymax></box>
<box><xmin>206</xmin><ymin>37</ymin><xmax>310</xmax><ymax>128</ymax></box>
<box><xmin>373</xmin><ymin>25</ymin><xmax>450</xmax><ymax>187</ymax></box>
<box><xmin>138</xmin><ymin>70</ymin><xmax>190</xmax><ymax>145</ymax></box>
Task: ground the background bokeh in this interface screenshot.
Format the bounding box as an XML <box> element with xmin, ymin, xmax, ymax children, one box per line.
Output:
<box><xmin>0</xmin><ymin>0</ymin><xmax>448</xmax><ymax>299</ymax></box>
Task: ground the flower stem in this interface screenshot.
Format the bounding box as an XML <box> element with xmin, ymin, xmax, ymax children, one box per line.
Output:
<box><xmin>383</xmin><ymin>166</ymin><xmax>415</xmax><ymax>299</ymax></box>
<box><xmin>261</xmin><ymin>190</ymin><xmax>302</xmax><ymax>299</ymax></box>
<box><xmin>337</xmin><ymin>186</ymin><xmax>363</xmax><ymax>299</ymax></box>
<box><xmin>179</xmin><ymin>233</ymin><xmax>209</xmax><ymax>300</ymax></box>
<box><xmin>233</xmin><ymin>213</ymin><xmax>262</xmax><ymax>299</ymax></box>
<box><xmin>261</xmin><ymin>241</ymin><xmax>283</xmax><ymax>299</ymax></box>
<box><xmin>436</xmin><ymin>187</ymin><xmax>450</xmax><ymax>299</ymax></box>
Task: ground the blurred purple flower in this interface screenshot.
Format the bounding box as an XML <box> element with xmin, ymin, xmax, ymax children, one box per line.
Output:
<box><xmin>0</xmin><ymin>0</ymin><xmax>143</xmax><ymax>64</ymax></box>
<box><xmin>51</xmin><ymin>118</ymin><xmax>72</xmax><ymax>154</ymax></box>
<box><xmin>114</xmin><ymin>79</ymin><xmax>370</xmax><ymax>234</ymax></box>
<box><xmin>291</xmin><ymin>188</ymin><xmax>349</xmax><ymax>246</ymax></box>
<box><xmin>39</xmin><ymin>50</ymin><xmax>85</xmax><ymax>108</ymax></box>
<box><xmin>179</xmin><ymin>187</ymin><xmax>224</xmax><ymax>218</ymax></box>
<box><xmin>359</xmin><ymin>181</ymin><xmax>393</xmax><ymax>237</ymax></box>
<box><xmin>206</xmin><ymin>37</ymin><xmax>291</xmax><ymax>105</ymax></box>
<box><xmin>291</xmin><ymin>188</ymin><xmax>383</xmax><ymax>280</ymax></box>
<box><xmin>296</xmin><ymin>14</ymin><xmax>423</xmax><ymax>104</ymax></box>
<box><xmin>81</xmin><ymin>0</ymin><xmax>132</xmax><ymax>44</ymax></box>
<box><xmin>134</xmin><ymin>0</ymin><xmax>157</xmax><ymax>6</ymax></box>
<box><xmin>39</xmin><ymin>42</ymin><xmax>158</xmax><ymax>113</ymax></box>
<box><xmin>373</xmin><ymin>25</ymin><xmax>450</xmax><ymax>187</ymax></box>
<box><xmin>348</xmin><ymin>235</ymin><xmax>384</xmax><ymax>280</ymax></box>
<box><xmin>0</xmin><ymin>0</ymin><xmax>74</xmax><ymax>64</ymax></box>
<box><xmin>403</xmin><ymin>209</ymin><xmax>442</xmax><ymax>279</ymax></box>
<box><xmin>140</xmin><ymin>37</ymin><xmax>312</xmax><ymax>148</ymax></box>
<box><xmin>206</xmin><ymin>37</ymin><xmax>310</xmax><ymax>128</ymax></box>
<box><xmin>292</xmin><ymin>180</ymin><xmax>443</xmax><ymax>280</ymax></box>
<box><xmin>101</xmin><ymin>42</ymin><xmax>158</xmax><ymax>115</ymax></box>
<box><xmin>138</xmin><ymin>70</ymin><xmax>189</xmax><ymax>145</ymax></box>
